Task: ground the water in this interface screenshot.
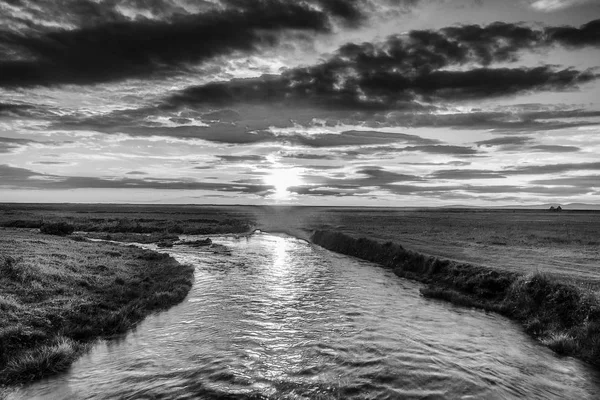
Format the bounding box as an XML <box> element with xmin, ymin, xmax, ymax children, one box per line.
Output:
<box><xmin>10</xmin><ymin>233</ymin><xmax>600</xmax><ymax>399</ymax></box>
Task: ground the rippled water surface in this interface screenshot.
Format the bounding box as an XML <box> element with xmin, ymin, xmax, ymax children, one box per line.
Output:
<box><xmin>11</xmin><ymin>233</ymin><xmax>600</xmax><ymax>399</ymax></box>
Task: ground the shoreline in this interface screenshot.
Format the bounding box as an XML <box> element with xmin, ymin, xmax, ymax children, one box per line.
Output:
<box><xmin>0</xmin><ymin>229</ymin><xmax>195</xmax><ymax>388</ymax></box>
<box><xmin>310</xmin><ymin>230</ymin><xmax>600</xmax><ymax>368</ymax></box>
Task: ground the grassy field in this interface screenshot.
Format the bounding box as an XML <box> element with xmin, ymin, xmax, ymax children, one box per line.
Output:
<box><xmin>2</xmin><ymin>203</ymin><xmax>599</xmax><ymax>289</ymax></box>
<box><xmin>0</xmin><ymin>228</ymin><xmax>194</xmax><ymax>386</ymax></box>
<box><xmin>0</xmin><ymin>203</ymin><xmax>255</xmax><ymax>237</ymax></box>
<box><xmin>256</xmin><ymin>206</ymin><xmax>600</xmax><ymax>291</ymax></box>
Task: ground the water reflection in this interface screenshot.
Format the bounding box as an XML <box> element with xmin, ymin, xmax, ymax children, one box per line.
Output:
<box><xmin>9</xmin><ymin>234</ymin><xmax>600</xmax><ymax>400</ymax></box>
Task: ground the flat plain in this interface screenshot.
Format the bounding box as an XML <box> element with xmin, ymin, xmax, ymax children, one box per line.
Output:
<box><xmin>2</xmin><ymin>204</ymin><xmax>599</xmax><ymax>291</ymax></box>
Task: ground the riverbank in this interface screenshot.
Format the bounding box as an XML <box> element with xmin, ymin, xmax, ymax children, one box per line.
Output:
<box><xmin>311</xmin><ymin>230</ymin><xmax>600</xmax><ymax>367</ymax></box>
<box><xmin>0</xmin><ymin>229</ymin><xmax>195</xmax><ymax>387</ymax></box>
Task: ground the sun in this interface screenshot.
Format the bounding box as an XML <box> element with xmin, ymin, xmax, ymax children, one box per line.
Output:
<box><xmin>265</xmin><ymin>168</ymin><xmax>302</xmax><ymax>200</ymax></box>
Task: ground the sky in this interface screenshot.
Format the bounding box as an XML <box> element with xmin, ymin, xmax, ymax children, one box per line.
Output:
<box><xmin>0</xmin><ymin>0</ymin><xmax>599</xmax><ymax>206</ymax></box>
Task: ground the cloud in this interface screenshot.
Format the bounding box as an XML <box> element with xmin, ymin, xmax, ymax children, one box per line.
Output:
<box><xmin>0</xmin><ymin>136</ymin><xmax>34</xmax><ymax>153</ymax></box>
<box><xmin>300</xmin><ymin>164</ymin><xmax>341</xmax><ymax>170</ymax></box>
<box><xmin>292</xmin><ymin>130</ymin><xmax>440</xmax><ymax>147</ymax></box>
<box><xmin>429</xmin><ymin>169</ymin><xmax>506</xmax><ymax>180</ymax></box>
<box><xmin>165</xmin><ymin>63</ymin><xmax>595</xmax><ymax>113</ymax></box>
<box><xmin>400</xmin><ymin>145</ymin><xmax>478</xmax><ymax>155</ymax></box>
<box><xmin>154</xmin><ymin>17</ymin><xmax>600</xmax><ymax>112</ymax></box>
<box><xmin>506</xmin><ymin>161</ymin><xmax>600</xmax><ymax>175</ymax></box>
<box><xmin>386</xmin><ymin>183</ymin><xmax>590</xmax><ymax>196</ymax></box>
<box><xmin>217</xmin><ymin>155</ymin><xmax>267</xmax><ymax>162</ymax></box>
<box><xmin>0</xmin><ymin>164</ymin><xmax>39</xmax><ymax>182</ymax></box>
<box><xmin>0</xmin><ymin>0</ymin><xmax>357</xmax><ymax>87</ymax></box>
<box><xmin>0</xmin><ymin>164</ymin><xmax>275</xmax><ymax>194</ymax></box>
<box><xmin>383</xmin><ymin>108</ymin><xmax>600</xmax><ymax>131</ymax></box>
<box><xmin>279</xmin><ymin>152</ymin><xmax>335</xmax><ymax>160</ymax></box>
<box><xmin>55</xmin><ymin>111</ymin><xmax>442</xmax><ymax>147</ymax></box>
<box><xmin>475</xmin><ymin>136</ymin><xmax>533</xmax><ymax>147</ymax></box>
<box><xmin>546</xmin><ymin>18</ymin><xmax>600</xmax><ymax>47</ymax></box>
<box><xmin>356</xmin><ymin>167</ymin><xmax>423</xmax><ymax>183</ymax></box>
<box><xmin>428</xmin><ymin>162</ymin><xmax>600</xmax><ymax>182</ymax></box>
<box><xmin>531</xmin><ymin>175</ymin><xmax>600</xmax><ymax>188</ymax></box>
<box><xmin>529</xmin><ymin>0</ymin><xmax>594</xmax><ymax>12</ymax></box>
<box><xmin>529</xmin><ymin>145</ymin><xmax>581</xmax><ymax>153</ymax></box>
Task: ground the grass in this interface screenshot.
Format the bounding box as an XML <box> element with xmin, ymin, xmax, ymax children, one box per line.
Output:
<box><xmin>0</xmin><ymin>203</ymin><xmax>255</xmax><ymax>240</ymax></box>
<box><xmin>0</xmin><ymin>228</ymin><xmax>195</xmax><ymax>386</ymax></box>
<box><xmin>311</xmin><ymin>230</ymin><xmax>600</xmax><ymax>367</ymax></box>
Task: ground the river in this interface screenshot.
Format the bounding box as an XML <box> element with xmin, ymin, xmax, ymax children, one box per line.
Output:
<box><xmin>9</xmin><ymin>233</ymin><xmax>600</xmax><ymax>399</ymax></box>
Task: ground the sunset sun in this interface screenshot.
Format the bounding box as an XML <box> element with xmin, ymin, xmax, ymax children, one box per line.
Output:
<box><xmin>265</xmin><ymin>168</ymin><xmax>302</xmax><ymax>200</ymax></box>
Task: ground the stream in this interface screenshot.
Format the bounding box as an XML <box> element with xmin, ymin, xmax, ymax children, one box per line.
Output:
<box><xmin>10</xmin><ymin>232</ymin><xmax>600</xmax><ymax>399</ymax></box>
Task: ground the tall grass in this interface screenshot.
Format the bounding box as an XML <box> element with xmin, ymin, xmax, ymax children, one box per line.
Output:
<box><xmin>311</xmin><ymin>230</ymin><xmax>600</xmax><ymax>367</ymax></box>
<box><xmin>3</xmin><ymin>337</ymin><xmax>85</xmax><ymax>383</ymax></box>
<box><xmin>0</xmin><ymin>230</ymin><xmax>195</xmax><ymax>386</ymax></box>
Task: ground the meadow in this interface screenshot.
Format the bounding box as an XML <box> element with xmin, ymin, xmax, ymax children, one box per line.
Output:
<box><xmin>2</xmin><ymin>203</ymin><xmax>599</xmax><ymax>289</ymax></box>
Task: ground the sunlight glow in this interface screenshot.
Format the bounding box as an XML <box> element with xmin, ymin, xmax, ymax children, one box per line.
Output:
<box><xmin>264</xmin><ymin>168</ymin><xmax>302</xmax><ymax>200</ymax></box>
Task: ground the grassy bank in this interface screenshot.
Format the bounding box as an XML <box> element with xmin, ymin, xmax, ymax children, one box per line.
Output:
<box><xmin>0</xmin><ymin>228</ymin><xmax>195</xmax><ymax>386</ymax></box>
<box><xmin>311</xmin><ymin>230</ymin><xmax>600</xmax><ymax>367</ymax></box>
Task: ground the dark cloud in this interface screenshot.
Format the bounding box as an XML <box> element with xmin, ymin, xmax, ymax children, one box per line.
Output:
<box><xmin>287</xmin><ymin>185</ymin><xmax>368</xmax><ymax>196</ymax></box>
<box><xmin>284</xmin><ymin>179</ymin><xmax>590</xmax><ymax>197</ymax></box>
<box><xmin>429</xmin><ymin>169</ymin><xmax>506</xmax><ymax>180</ymax></box>
<box><xmin>0</xmin><ymin>164</ymin><xmax>39</xmax><ymax>182</ymax></box>
<box><xmin>0</xmin><ymin>103</ymin><xmax>34</xmax><ymax>117</ymax></box>
<box><xmin>506</xmin><ymin>161</ymin><xmax>600</xmax><ymax>175</ymax></box>
<box><xmin>165</xmin><ymin>63</ymin><xmax>595</xmax><ymax>113</ymax></box>
<box><xmin>156</xmin><ymin>18</ymin><xmax>600</xmax><ymax>112</ymax></box>
<box><xmin>386</xmin><ymin>183</ymin><xmax>589</xmax><ymax>196</ymax></box>
<box><xmin>0</xmin><ymin>0</ymin><xmax>350</xmax><ymax>87</ymax></box>
<box><xmin>279</xmin><ymin>152</ymin><xmax>334</xmax><ymax>160</ymax></box>
<box><xmin>294</xmin><ymin>130</ymin><xmax>439</xmax><ymax>147</ymax></box>
<box><xmin>0</xmin><ymin>136</ymin><xmax>34</xmax><ymax>153</ymax></box>
<box><xmin>429</xmin><ymin>162</ymin><xmax>600</xmax><ymax>181</ymax></box>
<box><xmin>546</xmin><ymin>19</ymin><xmax>600</xmax><ymax>48</ymax></box>
<box><xmin>299</xmin><ymin>164</ymin><xmax>341</xmax><ymax>170</ymax></box>
<box><xmin>32</xmin><ymin>161</ymin><xmax>69</xmax><ymax>165</ymax></box>
<box><xmin>54</xmin><ymin>112</ymin><xmax>440</xmax><ymax>147</ymax></box>
<box><xmin>217</xmin><ymin>155</ymin><xmax>267</xmax><ymax>163</ymax></box>
<box><xmin>382</xmin><ymin>108</ymin><xmax>600</xmax><ymax>132</ymax></box>
<box><xmin>475</xmin><ymin>136</ymin><xmax>533</xmax><ymax>147</ymax></box>
<box><xmin>398</xmin><ymin>161</ymin><xmax>471</xmax><ymax>166</ymax></box>
<box><xmin>201</xmin><ymin>109</ymin><xmax>243</xmax><ymax>123</ymax></box>
<box><xmin>529</xmin><ymin>145</ymin><xmax>581</xmax><ymax>153</ymax></box>
<box><xmin>300</xmin><ymin>166</ymin><xmax>422</xmax><ymax>190</ymax></box>
<box><xmin>530</xmin><ymin>175</ymin><xmax>600</xmax><ymax>188</ymax></box>
<box><xmin>1</xmin><ymin>11</ymin><xmax>598</xmax><ymax>92</ymax></box>
<box><xmin>125</xmin><ymin>170</ymin><xmax>148</xmax><ymax>175</ymax></box>
<box><xmin>401</xmin><ymin>145</ymin><xmax>478</xmax><ymax>155</ymax></box>
<box><xmin>356</xmin><ymin>167</ymin><xmax>423</xmax><ymax>183</ymax></box>
<box><xmin>0</xmin><ymin>164</ymin><xmax>274</xmax><ymax>194</ymax></box>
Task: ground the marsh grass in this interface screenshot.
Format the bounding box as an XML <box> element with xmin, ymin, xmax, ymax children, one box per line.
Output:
<box><xmin>3</xmin><ymin>337</ymin><xmax>86</xmax><ymax>382</ymax></box>
<box><xmin>0</xmin><ymin>229</ymin><xmax>194</xmax><ymax>386</ymax></box>
<box><xmin>0</xmin><ymin>204</ymin><xmax>254</xmax><ymax>240</ymax></box>
<box><xmin>311</xmin><ymin>230</ymin><xmax>600</xmax><ymax>367</ymax></box>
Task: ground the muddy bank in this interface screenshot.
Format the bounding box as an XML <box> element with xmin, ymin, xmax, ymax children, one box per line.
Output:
<box><xmin>311</xmin><ymin>230</ymin><xmax>600</xmax><ymax>367</ymax></box>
